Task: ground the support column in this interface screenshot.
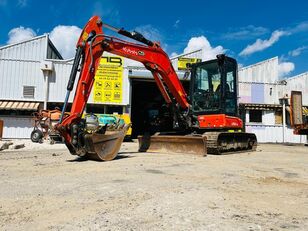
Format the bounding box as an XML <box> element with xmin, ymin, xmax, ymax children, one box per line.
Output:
<box><xmin>282</xmin><ymin>102</ymin><xmax>286</xmax><ymax>143</ymax></box>
<box><xmin>43</xmin><ymin>72</ymin><xmax>49</xmax><ymax>110</ymax></box>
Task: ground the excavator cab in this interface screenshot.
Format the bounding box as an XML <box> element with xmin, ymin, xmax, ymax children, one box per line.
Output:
<box><xmin>190</xmin><ymin>55</ymin><xmax>238</xmax><ymax>117</ymax></box>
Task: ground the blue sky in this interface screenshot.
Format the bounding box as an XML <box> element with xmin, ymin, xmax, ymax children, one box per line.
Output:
<box><xmin>1</xmin><ymin>0</ymin><xmax>308</xmax><ymax>77</ymax></box>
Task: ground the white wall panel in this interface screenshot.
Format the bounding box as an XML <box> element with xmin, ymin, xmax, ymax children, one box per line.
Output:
<box><xmin>239</xmin><ymin>57</ymin><xmax>278</xmax><ymax>83</ymax></box>
<box><xmin>285</xmin><ymin>72</ymin><xmax>308</xmax><ymax>105</ymax></box>
<box><xmin>0</xmin><ymin>35</ymin><xmax>47</xmax><ymax>61</ymax></box>
<box><xmin>246</xmin><ymin>125</ymin><xmax>306</xmax><ymax>144</ymax></box>
<box><xmin>0</xmin><ymin>59</ymin><xmax>44</xmax><ymax>101</ymax></box>
<box><xmin>0</xmin><ymin>116</ymin><xmax>33</xmax><ymax>139</ymax></box>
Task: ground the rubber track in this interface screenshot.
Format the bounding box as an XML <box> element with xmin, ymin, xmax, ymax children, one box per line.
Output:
<box><xmin>204</xmin><ymin>131</ymin><xmax>257</xmax><ymax>154</ymax></box>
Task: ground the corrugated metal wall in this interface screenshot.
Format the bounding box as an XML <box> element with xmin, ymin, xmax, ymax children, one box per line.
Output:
<box><xmin>0</xmin><ymin>116</ymin><xmax>33</xmax><ymax>139</ymax></box>
<box><xmin>48</xmin><ymin>60</ymin><xmax>74</xmax><ymax>102</ymax></box>
<box><xmin>0</xmin><ymin>35</ymin><xmax>47</xmax><ymax>61</ymax></box>
<box><xmin>284</xmin><ymin>72</ymin><xmax>308</xmax><ymax>105</ymax></box>
<box><xmin>246</xmin><ymin>125</ymin><xmax>306</xmax><ymax>143</ymax></box>
<box><xmin>245</xmin><ymin>110</ymin><xmax>307</xmax><ymax>144</ymax></box>
<box><xmin>0</xmin><ymin>59</ymin><xmax>45</xmax><ymax>101</ymax></box>
<box><xmin>238</xmin><ymin>57</ymin><xmax>281</xmax><ymax>105</ymax></box>
<box><xmin>238</xmin><ymin>57</ymin><xmax>278</xmax><ymax>83</ymax></box>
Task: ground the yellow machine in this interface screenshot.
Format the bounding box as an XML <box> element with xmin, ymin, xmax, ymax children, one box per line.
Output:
<box><xmin>83</xmin><ymin>113</ymin><xmax>132</xmax><ymax>138</ymax></box>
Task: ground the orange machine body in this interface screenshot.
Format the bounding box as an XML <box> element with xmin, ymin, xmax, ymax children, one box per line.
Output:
<box><xmin>198</xmin><ymin>114</ymin><xmax>243</xmax><ymax>130</ymax></box>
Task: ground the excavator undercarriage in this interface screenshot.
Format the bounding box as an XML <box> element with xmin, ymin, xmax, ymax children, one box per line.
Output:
<box><xmin>138</xmin><ymin>131</ymin><xmax>257</xmax><ymax>156</ymax></box>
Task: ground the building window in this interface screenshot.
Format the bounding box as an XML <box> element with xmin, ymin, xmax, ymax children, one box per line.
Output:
<box><xmin>23</xmin><ymin>86</ymin><xmax>35</xmax><ymax>98</ymax></box>
<box><xmin>249</xmin><ymin>110</ymin><xmax>262</xmax><ymax>123</ymax></box>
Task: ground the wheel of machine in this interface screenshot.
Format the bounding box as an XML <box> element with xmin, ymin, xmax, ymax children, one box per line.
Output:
<box><xmin>31</xmin><ymin>129</ymin><xmax>43</xmax><ymax>143</ymax></box>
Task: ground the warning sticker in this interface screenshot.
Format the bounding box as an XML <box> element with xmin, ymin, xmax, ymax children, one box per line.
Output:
<box><xmin>93</xmin><ymin>56</ymin><xmax>123</xmax><ymax>103</ymax></box>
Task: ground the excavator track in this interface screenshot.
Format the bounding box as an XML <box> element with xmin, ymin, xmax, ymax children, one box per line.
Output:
<box><xmin>205</xmin><ymin>131</ymin><xmax>257</xmax><ymax>154</ymax></box>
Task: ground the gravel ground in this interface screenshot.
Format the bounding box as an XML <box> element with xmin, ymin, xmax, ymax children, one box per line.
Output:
<box><xmin>0</xmin><ymin>141</ymin><xmax>307</xmax><ymax>230</ymax></box>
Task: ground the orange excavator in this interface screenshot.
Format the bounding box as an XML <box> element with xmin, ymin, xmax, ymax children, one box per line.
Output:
<box><xmin>55</xmin><ymin>16</ymin><xmax>257</xmax><ymax>160</ymax></box>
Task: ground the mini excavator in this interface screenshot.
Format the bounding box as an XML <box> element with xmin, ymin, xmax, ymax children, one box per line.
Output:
<box><xmin>56</xmin><ymin>16</ymin><xmax>257</xmax><ymax>160</ymax></box>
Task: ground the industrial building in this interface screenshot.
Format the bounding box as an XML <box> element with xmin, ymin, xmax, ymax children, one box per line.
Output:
<box><xmin>0</xmin><ymin>35</ymin><xmax>307</xmax><ymax>144</ymax></box>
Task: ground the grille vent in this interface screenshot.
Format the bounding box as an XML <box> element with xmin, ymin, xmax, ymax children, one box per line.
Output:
<box><xmin>23</xmin><ymin>86</ymin><xmax>35</xmax><ymax>98</ymax></box>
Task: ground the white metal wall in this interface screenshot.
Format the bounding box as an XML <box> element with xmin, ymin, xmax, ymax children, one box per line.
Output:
<box><xmin>238</xmin><ymin>57</ymin><xmax>280</xmax><ymax>105</ymax></box>
<box><xmin>245</xmin><ymin>110</ymin><xmax>306</xmax><ymax>144</ymax></box>
<box><xmin>0</xmin><ymin>59</ymin><xmax>45</xmax><ymax>101</ymax></box>
<box><xmin>0</xmin><ymin>116</ymin><xmax>33</xmax><ymax>139</ymax></box>
<box><xmin>284</xmin><ymin>72</ymin><xmax>308</xmax><ymax>105</ymax></box>
<box><xmin>0</xmin><ymin>35</ymin><xmax>47</xmax><ymax>61</ymax></box>
<box><xmin>238</xmin><ymin>57</ymin><xmax>278</xmax><ymax>83</ymax></box>
<box><xmin>246</xmin><ymin>125</ymin><xmax>306</xmax><ymax>143</ymax></box>
<box><xmin>48</xmin><ymin>60</ymin><xmax>75</xmax><ymax>103</ymax></box>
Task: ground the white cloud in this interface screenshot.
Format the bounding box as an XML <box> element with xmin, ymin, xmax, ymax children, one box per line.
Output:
<box><xmin>239</xmin><ymin>30</ymin><xmax>288</xmax><ymax>56</ymax></box>
<box><xmin>290</xmin><ymin>21</ymin><xmax>308</xmax><ymax>33</ymax></box>
<box><xmin>7</xmin><ymin>26</ymin><xmax>36</xmax><ymax>44</ymax></box>
<box><xmin>278</xmin><ymin>61</ymin><xmax>295</xmax><ymax>77</ymax></box>
<box><xmin>170</xmin><ymin>52</ymin><xmax>178</xmax><ymax>57</ymax></box>
<box><xmin>173</xmin><ymin>19</ymin><xmax>180</xmax><ymax>29</ymax></box>
<box><xmin>134</xmin><ymin>25</ymin><xmax>162</xmax><ymax>42</ymax></box>
<box><xmin>288</xmin><ymin>46</ymin><xmax>308</xmax><ymax>57</ymax></box>
<box><xmin>223</xmin><ymin>25</ymin><xmax>269</xmax><ymax>40</ymax></box>
<box><xmin>183</xmin><ymin>36</ymin><xmax>225</xmax><ymax>61</ymax></box>
<box><xmin>49</xmin><ymin>25</ymin><xmax>82</xmax><ymax>59</ymax></box>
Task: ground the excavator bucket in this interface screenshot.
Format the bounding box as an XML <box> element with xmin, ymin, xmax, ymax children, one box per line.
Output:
<box><xmin>138</xmin><ymin>134</ymin><xmax>207</xmax><ymax>156</ymax></box>
<box><xmin>83</xmin><ymin>124</ymin><xmax>131</xmax><ymax>161</ymax></box>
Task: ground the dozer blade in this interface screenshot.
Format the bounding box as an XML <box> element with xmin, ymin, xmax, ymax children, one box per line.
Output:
<box><xmin>138</xmin><ymin>134</ymin><xmax>207</xmax><ymax>156</ymax></box>
<box><xmin>83</xmin><ymin>124</ymin><xmax>131</xmax><ymax>161</ymax></box>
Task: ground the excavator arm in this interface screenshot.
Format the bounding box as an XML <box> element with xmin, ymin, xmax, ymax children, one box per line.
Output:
<box><xmin>56</xmin><ymin>16</ymin><xmax>191</xmax><ymax>160</ymax></box>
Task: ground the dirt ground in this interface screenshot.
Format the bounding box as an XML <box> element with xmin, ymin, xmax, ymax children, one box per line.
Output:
<box><xmin>0</xmin><ymin>141</ymin><xmax>307</xmax><ymax>231</ymax></box>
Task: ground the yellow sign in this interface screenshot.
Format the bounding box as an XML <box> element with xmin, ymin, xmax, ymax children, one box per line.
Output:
<box><xmin>178</xmin><ymin>58</ymin><xmax>201</xmax><ymax>70</ymax></box>
<box><xmin>93</xmin><ymin>56</ymin><xmax>123</xmax><ymax>103</ymax></box>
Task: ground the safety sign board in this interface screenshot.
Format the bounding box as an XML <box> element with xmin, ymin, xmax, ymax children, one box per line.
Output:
<box><xmin>93</xmin><ymin>56</ymin><xmax>123</xmax><ymax>103</ymax></box>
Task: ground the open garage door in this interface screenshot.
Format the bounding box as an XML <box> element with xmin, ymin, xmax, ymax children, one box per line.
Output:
<box><xmin>130</xmin><ymin>78</ymin><xmax>190</xmax><ymax>138</ymax></box>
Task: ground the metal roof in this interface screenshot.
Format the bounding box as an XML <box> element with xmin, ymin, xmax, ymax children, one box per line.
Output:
<box><xmin>0</xmin><ymin>34</ymin><xmax>62</xmax><ymax>61</ymax></box>
<box><xmin>0</xmin><ymin>101</ymin><xmax>40</xmax><ymax>111</ymax></box>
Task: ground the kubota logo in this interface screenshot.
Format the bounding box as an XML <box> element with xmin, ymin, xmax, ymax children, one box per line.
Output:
<box><xmin>122</xmin><ymin>47</ymin><xmax>138</xmax><ymax>55</ymax></box>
